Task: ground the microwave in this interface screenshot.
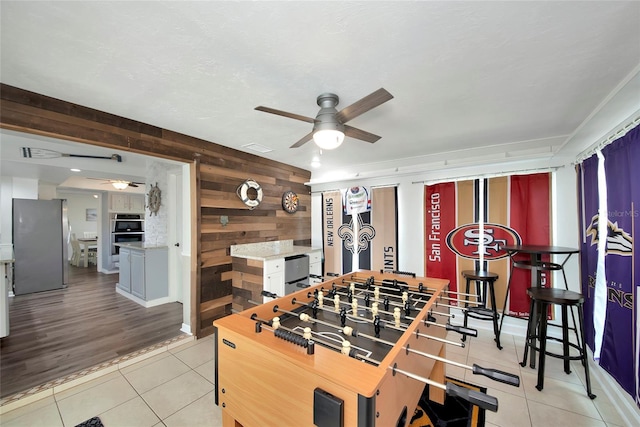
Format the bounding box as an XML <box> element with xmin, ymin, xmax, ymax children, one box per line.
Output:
<box><xmin>113</xmin><ymin>214</ymin><xmax>144</xmax><ymax>233</ymax></box>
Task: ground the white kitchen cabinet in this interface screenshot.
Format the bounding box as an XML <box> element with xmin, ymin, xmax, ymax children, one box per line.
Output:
<box><xmin>109</xmin><ymin>193</ymin><xmax>145</xmax><ymax>213</ymax></box>
<box><xmin>263</xmin><ymin>258</ymin><xmax>284</xmax><ymax>301</ymax></box>
<box><xmin>308</xmin><ymin>250</ymin><xmax>323</xmax><ymax>285</ymax></box>
<box><xmin>117</xmin><ymin>247</ymin><xmax>131</xmax><ymax>292</ymax></box>
<box><xmin>116</xmin><ymin>245</ymin><xmax>168</xmax><ymax>304</ymax></box>
<box><xmin>130</xmin><ymin>250</ymin><xmax>146</xmax><ymax>299</ymax></box>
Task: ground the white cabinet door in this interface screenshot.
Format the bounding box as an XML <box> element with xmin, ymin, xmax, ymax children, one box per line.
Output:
<box><xmin>130</xmin><ymin>195</ymin><xmax>145</xmax><ymax>213</ymax></box>
<box><xmin>308</xmin><ymin>250</ymin><xmax>323</xmax><ymax>285</ymax></box>
<box><xmin>110</xmin><ymin>194</ymin><xmax>145</xmax><ymax>213</ymax></box>
<box><xmin>110</xmin><ymin>194</ymin><xmax>129</xmax><ymax>212</ymax></box>
<box><xmin>265</xmin><ymin>271</ymin><xmax>284</xmax><ymax>299</ymax></box>
<box><xmin>263</xmin><ymin>258</ymin><xmax>284</xmax><ymax>301</ymax></box>
<box><xmin>118</xmin><ymin>248</ymin><xmax>131</xmax><ymax>292</ymax></box>
<box><xmin>130</xmin><ymin>251</ymin><xmax>145</xmax><ymax>299</ymax></box>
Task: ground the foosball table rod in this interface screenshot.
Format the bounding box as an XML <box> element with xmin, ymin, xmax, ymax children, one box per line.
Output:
<box><xmin>350</xmin><ymin>353</ymin><xmax>499</xmax><ymax>412</ymax></box>
<box><xmin>333</xmin><ymin>278</ymin><xmax>482</xmax><ymax>307</ymax></box>
<box><xmin>389</xmin><ymin>363</ymin><xmax>499</xmax><ymax>412</ymax></box>
<box><xmin>249</xmin><ymin>313</ymin><xmax>359</xmax><ymax>356</ymax></box>
<box><xmin>403</xmin><ymin>344</ymin><xmax>520</xmax><ymax>387</ymax></box>
<box><xmin>273</xmin><ymin>305</ymin><xmax>398</xmax><ymax>348</ymax></box>
<box><xmin>292</xmin><ymin>298</ymin><xmax>467</xmax><ymax>348</ymax></box>
<box><xmin>343</xmin><ymin>275</ymin><xmax>479</xmax><ymax>300</ymax></box>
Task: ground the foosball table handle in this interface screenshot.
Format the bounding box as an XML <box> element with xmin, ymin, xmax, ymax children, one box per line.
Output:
<box><xmin>445</xmin><ymin>324</ymin><xmax>478</xmax><ymax>337</ymax></box>
<box><xmin>445</xmin><ymin>382</ymin><xmax>498</xmax><ymax>412</ymax></box>
<box><xmin>261</xmin><ymin>290</ymin><xmax>278</xmax><ymax>299</ymax></box>
<box><xmin>472</xmin><ymin>364</ymin><xmax>521</xmax><ymax>387</ymax></box>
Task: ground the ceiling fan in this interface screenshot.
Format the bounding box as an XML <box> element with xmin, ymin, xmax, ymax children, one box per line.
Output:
<box><xmin>255</xmin><ymin>88</ymin><xmax>393</xmax><ymax>149</ymax></box>
<box><xmin>87</xmin><ymin>178</ymin><xmax>144</xmax><ymax>190</ymax></box>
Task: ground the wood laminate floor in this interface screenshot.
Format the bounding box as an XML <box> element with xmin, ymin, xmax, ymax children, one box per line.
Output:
<box><xmin>0</xmin><ymin>265</ymin><xmax>184</xmax><ymax>398</ymax></box>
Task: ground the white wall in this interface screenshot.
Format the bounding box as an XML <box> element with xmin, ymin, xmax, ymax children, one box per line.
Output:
<box><xmin>57</xmin><ymin>191</ymin><xmax>100</xmax><ymax>240</ymax></box>
<box><xmin>145</xmin><ymin>160</ymin><xmax>169</xmax><ymax>246</ymax></box>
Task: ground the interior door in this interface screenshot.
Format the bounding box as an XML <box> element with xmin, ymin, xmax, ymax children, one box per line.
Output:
<box><xmin>168</xmin><ymin>171</ymin><xmax>183</xmax><ymax>303</ymax></box>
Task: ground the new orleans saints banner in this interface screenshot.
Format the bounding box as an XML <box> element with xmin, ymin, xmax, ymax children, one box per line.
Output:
<box><xmin>425</xmin><ymin>173</ymin><xmax>551</xmax><ymax>315</ymax></box>
<box><xmin>322</xmin><ymin>190</ymin><xmax>344</xmax><ymax>275</ymax></box>
<box><xmin>370</xmin><ymin>187</ymin><xmax>398</xmax><ymax>272</ymax></box>
<box><xmin>322</xmin><ymin>186</ymin><xmax>398</xmax><ymax>274</ymax></box>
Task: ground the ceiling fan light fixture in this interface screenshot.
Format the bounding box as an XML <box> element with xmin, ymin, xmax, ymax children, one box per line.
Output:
<box><xmin>313</xmin><ymin>129</ymin><xmax>344</xmax><ymax>150</ymax></box>
<box><xmin>112</xmin><ymin>181</ymin><xmax>129</xmax><ymax>190</ymax></box>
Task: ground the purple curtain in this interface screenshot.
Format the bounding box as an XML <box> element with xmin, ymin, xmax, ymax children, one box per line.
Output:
<box><xmin>578</xmin><ymin>155</ymin><xmax>600</xmax><ymax>351</ymax></box>
<box><xmin>600</xmin><ymin>125</ymin><xmax>639</xmax><ymax>401</ymax></box>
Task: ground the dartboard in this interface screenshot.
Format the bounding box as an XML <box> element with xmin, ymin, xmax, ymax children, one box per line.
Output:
<box><xmin>282</xmin><ymin>191</ymin><xmax>299</xmax><ymax>214</ymax></box>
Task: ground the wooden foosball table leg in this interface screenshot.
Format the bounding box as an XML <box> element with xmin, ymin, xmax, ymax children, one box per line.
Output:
<box><xmin>430</xmin><ymin>346</ymin><xmax>446</xmax><ymax>404</ymax></box>
<box><xmin>222</xmin><ymin>411</ymin><xmax>243</xmax><ymax>427</ymax></box>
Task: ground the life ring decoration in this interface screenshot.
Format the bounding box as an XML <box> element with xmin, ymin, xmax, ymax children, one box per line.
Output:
<box><xmin>147</xmin><ymin>182</ymin><xmax>162</xmax><ymax>216</ymax></box>
<box><xmin>237</xmin><ymin>179</ymin><xmax>263</xmax><ymax>209</ymax></box>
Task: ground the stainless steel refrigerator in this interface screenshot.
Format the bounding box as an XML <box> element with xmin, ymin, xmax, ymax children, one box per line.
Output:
<box><xmin>12</xmin><ymin>199</ymin><xmax>69</xmax><ymax>295</ymax></box>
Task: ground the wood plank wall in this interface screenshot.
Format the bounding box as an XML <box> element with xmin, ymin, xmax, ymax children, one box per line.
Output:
<box><xmin>0</xmin><ymin>84</ymin><xmax>312</xmax><ymax>338</ymax></box>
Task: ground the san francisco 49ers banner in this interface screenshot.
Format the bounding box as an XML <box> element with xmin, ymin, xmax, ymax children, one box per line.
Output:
<box><xmin>425</xmin><ymin>173</ymin><xmax>551</xmax><ymax>315</ymax></box>
<box><xmin>322</xmin><ymin>186</ymin><xmax>398</xmax><ymax>275</ymax></box>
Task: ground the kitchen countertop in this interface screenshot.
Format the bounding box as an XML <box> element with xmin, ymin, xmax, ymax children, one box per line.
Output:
<box><xmin>230</xmin><ymin>240</ymin><xmax>321</xmax><ymax>261</ymax></box>
<box><xmin>0</xmin><ymin>244</ymin><xmax>14</xmax><ymax>263</ymax></box>
<box><xmin>114</xmin><ymin>242</ymin><xmax>168</xmax><ymax>250</ymax></box>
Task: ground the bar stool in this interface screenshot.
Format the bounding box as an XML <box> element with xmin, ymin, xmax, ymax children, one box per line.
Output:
<box><xmin>520</xmin><ymin>287</ymin><xmax>596</xmax><ymax>399</ymax></box>
<box><xmin>461</xmin><ymin>270</ymin><xmax>502</xmax><ymax>349</ymax></box>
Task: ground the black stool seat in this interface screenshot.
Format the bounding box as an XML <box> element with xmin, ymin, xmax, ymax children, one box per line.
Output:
<box><xmin>521</xmin><ymin>287</ymin><xmax>596</xmax><ymax>399</ymax></box>
<box><xmin>461</xmin><ymin>270</ymin><xmax>502</xmax><ymax>349</ymax></box>
<box><xmin>512</xmin><ymin>260</ymin><xmax>564</xmax><ymax>271</ymax></box>
<box><xmin>527</xmin><ymin>287</ymin><xmax>584</xmax><ymax>305</ymax></box>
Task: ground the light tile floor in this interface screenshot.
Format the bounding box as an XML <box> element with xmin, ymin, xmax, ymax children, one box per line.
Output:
<box><xmin>1</xmin><ymin>330</ymin><xmax>637</xmax><ymax>426</ymax></box>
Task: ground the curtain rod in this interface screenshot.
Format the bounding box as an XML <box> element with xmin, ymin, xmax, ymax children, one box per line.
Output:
<box><xmin>310</xmin><ymin>183</ymin><xmax>399</xmax><ymax>194</ymax></box>
<box><xmin>411</xmin><ymin>165</ymin><xmax>564</xmax><ymax>185</ymax></box>
<box><xmin>574</xmin><ymin>114</ymin><xmax>640</xmax><ymax>164</ymax></box>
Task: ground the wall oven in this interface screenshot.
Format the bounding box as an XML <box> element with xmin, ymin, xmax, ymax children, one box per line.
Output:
<box><xmin>111</xmin><ymin>214</ymin><xmax>145</xmax><ymax>255</ymax></box>
<box><xmin>111</xmin><ymin>233</ymin><xmax>144</xmax><ymax>255</ymax></box>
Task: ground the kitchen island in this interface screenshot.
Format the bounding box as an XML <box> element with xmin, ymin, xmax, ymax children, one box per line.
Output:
<box><xmin>115</xmin><ymin>242</ymin><xmax>170</xmax><ymax>308</ymax></box>
<box><xmin>231</xmin><ymin>240</ymin><xmax>322</xmax><ymax>311</ymax></box>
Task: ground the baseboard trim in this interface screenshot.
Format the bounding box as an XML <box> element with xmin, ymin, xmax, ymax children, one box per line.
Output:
<box><xmin>115</xmin><ymin>286</ymin><xmax>174</xmax><ymax>308</ymax></box>
<box><xmin>180</xmin><ymin>323</ymin><xmax>193</xmax><ymax>335</ymax></box>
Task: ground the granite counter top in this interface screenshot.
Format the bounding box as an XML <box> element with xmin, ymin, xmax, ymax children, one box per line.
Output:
<box><xmin>114</xmin><ymin>242</ymin><xmax>168</xmax><ymax>251</ymax></box>
<box><xmin>230</xmin><ymin>240</ymin><xmax>321</xmax><ymax>261</ymax></box>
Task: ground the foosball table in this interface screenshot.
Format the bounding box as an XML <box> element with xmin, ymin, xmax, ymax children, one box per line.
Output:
<box><xmin>214</xmin><ymin>270</ymin><xmax>519</xmax><ymax>427</ymax></box>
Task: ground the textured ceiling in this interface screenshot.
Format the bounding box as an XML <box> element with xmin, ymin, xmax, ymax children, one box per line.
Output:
<box><xmin>1</xmin><ymin>1</ymin><xmax>639</xmax><ymax>187</ymax></box>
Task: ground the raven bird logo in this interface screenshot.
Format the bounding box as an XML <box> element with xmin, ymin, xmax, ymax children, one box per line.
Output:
<box><xmin>338</xmin><ymin>214</ymin><xmax>376</xmax><ymax>254</ymax></box>
<box><xmin>585</xmin><ymin>214</ymin><xmax>632</xmax><ymax>256</ymax></box>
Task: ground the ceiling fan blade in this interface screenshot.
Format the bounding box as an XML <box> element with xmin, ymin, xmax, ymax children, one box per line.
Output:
<box><xmin>344</xmin><ymin>125</ymin><xmax>382</xmax><ymax>144</ymax></box>
<box><xmin>128</xmin><ymin>183</ymin><xmax>139</xmax><ymax>188</ymax></box>
<box><xmin>255</xmin><ymin>106</ymin><xmax>315</xmax><ymax>123</ymax></box>
<box><xmin>290</xmin><ymin>131</ymin><xmax>314</xmax><ymax>148</ymax></box>
<box><xmin>335</xmin><ymin>88</ymin><xmax>393</xmax><ymax>124</ymax></box>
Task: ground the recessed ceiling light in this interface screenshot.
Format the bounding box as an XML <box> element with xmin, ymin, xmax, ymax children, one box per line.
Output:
<box><xmin>70</xmin><ymin>168</ymin><xmax>81</xmax><ymax>172</ymax></box>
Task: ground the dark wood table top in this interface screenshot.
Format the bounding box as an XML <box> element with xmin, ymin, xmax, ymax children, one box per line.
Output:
<box><xmin>500</xmin><ymin>245</ymin><xmax>579</xmax><ymax>255</ymax></box>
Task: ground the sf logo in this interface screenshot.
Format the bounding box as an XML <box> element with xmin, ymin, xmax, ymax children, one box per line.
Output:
<box><xmin>463</xmin><ymin>228</ymin><xmax>506</xmax><ymax>256</ymax></box>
